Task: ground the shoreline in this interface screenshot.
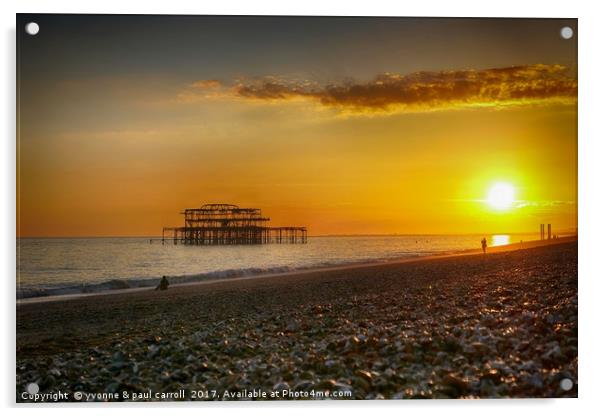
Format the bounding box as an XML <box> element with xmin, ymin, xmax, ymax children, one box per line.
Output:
<box><xmin>17</xmin><ymin>235</ymin><xmax>576</xmax><ymax>305</ymax></box>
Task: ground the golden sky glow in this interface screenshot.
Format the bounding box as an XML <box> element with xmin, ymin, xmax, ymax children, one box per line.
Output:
<box><xmin>17</xmin><ymin>16</ymin><xmax>577</xmax><ymax>237</ymax></box>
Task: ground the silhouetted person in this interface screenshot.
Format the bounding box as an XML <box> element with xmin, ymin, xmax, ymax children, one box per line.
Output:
<box><xmin>156</xmin><ymin>276</ymin><xmax>169</xmax><ymax>291</ymax></box>
<box><xmin>481</xmin><ymin>237</ymin><xmax>487</xmax><ymax>254</ymax></box>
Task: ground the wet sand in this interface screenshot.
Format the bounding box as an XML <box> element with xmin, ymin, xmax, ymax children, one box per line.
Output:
<box><xmin>17</xmin><ymin>237</ymin><xmax>577</xmax><ymax>400</ymax></box>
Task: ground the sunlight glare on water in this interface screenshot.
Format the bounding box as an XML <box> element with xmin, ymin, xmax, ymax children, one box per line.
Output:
<box><xmin>491</xmin><ymin>234</ymin><xmax>510</xmax><ymax>247</ymax></box>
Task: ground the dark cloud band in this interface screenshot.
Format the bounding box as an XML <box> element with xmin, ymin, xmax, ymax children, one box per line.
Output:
<box><xmin>230</xmin><ymin>64</ymin><xmax>576</xmax><ymax>112</ymax></box>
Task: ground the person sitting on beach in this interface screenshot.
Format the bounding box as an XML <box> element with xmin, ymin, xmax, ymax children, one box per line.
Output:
<box><xmin>481</xmin><ymin>237</ymin><xmax>487</xmax><ymax>254</ymax></box>
<box><xmin>155</xmin><ymin>276</ymin><xmax>170</xmax><ymax>291</ymax></box>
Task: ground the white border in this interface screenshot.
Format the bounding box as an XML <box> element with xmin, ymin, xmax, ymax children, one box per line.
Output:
<box><xmin>2</xmin><ymin>1</ymin><xmax>601</xmax><ymax>415</ymax></box>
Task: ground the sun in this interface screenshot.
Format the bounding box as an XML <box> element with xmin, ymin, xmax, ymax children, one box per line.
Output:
<box><xmin>487</xmin><ymin>182</ymin><xmax>515</xmax><ymax>210</ymax></box>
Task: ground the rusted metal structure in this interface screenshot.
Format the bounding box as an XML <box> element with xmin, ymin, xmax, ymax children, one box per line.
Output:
<box><xmin>161</xmin><ymin>203</ymin><xmax>307</xmax><ymax>245</ymax></box>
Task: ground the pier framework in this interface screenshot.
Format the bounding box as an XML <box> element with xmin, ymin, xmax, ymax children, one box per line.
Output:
<box><xmin>161</xmin><ymin>203</ymin><xmax>307</xmax><ymax>245</ymax></box>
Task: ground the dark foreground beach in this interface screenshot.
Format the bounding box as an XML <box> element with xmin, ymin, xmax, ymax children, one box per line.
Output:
<box><xmin>17</xmin><ymin>238</ymin><xmax>577</xmax><ymax>401</ymax></box>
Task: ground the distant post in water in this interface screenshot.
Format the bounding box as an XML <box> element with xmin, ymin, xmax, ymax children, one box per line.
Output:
<box><xmin>548</xmin><ymin>224</ymin><xmax>552</xmax><ymax>240</ymax></box>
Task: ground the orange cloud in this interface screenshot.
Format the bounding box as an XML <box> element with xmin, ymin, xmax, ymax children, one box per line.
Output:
<box><xmin>176</xmin><ymin>79</ymin><xmax>228</xmax><ymax>103</ymax></box>
<box><xmin>227</xmin><ymin>64</ymin><xmax>577</xmax><ymax>113</ymax></box>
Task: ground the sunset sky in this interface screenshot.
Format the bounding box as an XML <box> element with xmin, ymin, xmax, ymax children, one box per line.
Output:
<box><xmin>17</xmin><ymin>15</ymin><xmax>577</xmax><ymax>237</ymax></box>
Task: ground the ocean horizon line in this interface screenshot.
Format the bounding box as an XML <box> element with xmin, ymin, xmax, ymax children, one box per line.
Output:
<box><xmin>16</xmin><ymin>230</ymin><xmax>577</xmax><ymax>239</ymax></box>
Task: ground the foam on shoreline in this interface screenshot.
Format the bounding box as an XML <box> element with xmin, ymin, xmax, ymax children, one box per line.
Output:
<box><xmin>16</xmin><ymin>236</ymin><xmax>577</xmax><ymax>304</ymax></box>
<box><xmin>17</xmin><ymin>255</ymin><xmax>431</xmax><ymax>302</ymax></box>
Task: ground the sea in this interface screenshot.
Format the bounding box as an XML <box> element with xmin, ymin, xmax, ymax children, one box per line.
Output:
<box><xmin>16</xmin><ymin>234</ymin><xmax>541</xmax><ymax>300</ymax></box>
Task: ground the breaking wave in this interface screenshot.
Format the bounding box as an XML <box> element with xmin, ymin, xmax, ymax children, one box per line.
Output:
<box><xmin>17</xmin><ymin>255</ymin><xmax>430</xmax><ymax>300</ymax></box>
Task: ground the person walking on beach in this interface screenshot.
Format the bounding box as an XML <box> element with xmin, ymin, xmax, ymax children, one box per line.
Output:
<box><xmin>155</xmin><ymin>276</ymin><xmax>170</xmax><ymax>291</ymax></box>
<box><xmin>481</xmin><ymin>237</ymin><xmax>487</xmax><ymax>254</ymax></box>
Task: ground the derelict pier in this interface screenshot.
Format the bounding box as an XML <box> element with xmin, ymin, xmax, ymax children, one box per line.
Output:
<box><xmin>161</xmin><ymin>203</ymin><xmax>307</xmax><ymax>245</ymax></box>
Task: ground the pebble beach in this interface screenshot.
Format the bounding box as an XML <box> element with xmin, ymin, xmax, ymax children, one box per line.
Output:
<box><xmin>16</xmin><ymin>238</ymin><xmax>578</xmax><ymax>401</ymax></box>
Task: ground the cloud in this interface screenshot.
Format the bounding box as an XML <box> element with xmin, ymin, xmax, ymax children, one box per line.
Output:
<box><xmin>228</xmin><ymin>64</ymin><xmax>577</xmax><ymax>114</ymax></box>
<box><xmin>514</xmin><ymin>200</ymin><xmax>576</xmax><ymax>209</ymax></box>
<box><xmin>182</xmin><ymin>65</ymin><xmax>576</xmax><ymax>114</ymax></box>
<box><xmin>191</xmin><ymin>79</ymin><xmax>222</xmax><ymax>89</ymax></box>
<box><xmin>176</xmin><ymin>79</ymin><xmax>229</xmax><ymax>103</ymax></box>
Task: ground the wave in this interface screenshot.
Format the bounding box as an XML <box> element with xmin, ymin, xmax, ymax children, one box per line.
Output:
<box><xmin>16</xmin><ymin>253</ymin><xmax>436</xmax><ymax>300</ymax></box>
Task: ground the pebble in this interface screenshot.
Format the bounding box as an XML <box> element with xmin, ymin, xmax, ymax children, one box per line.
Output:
<box><xmin>273</xmin><ymin>381</ymin><xmax>290</xmax><ymax>391</ymax></box>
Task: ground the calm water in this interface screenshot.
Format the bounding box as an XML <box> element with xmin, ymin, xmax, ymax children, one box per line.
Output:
<box><xmin>17</xmin><ymin>234</ymin><xmax>538</xmax><ymax>299</ymax></box>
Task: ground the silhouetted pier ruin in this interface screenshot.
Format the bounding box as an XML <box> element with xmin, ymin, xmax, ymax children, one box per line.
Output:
<box><xmin>161</xmin><ymin>203</ymin><xmax>307</xmax><ymax>245</ymax></box>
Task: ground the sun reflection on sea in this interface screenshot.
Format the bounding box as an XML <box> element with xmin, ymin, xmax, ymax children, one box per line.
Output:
<box><xmin>491</xmin><ymin>234</ymin><xmax>510</xmax><ymax>247</ymax></box>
